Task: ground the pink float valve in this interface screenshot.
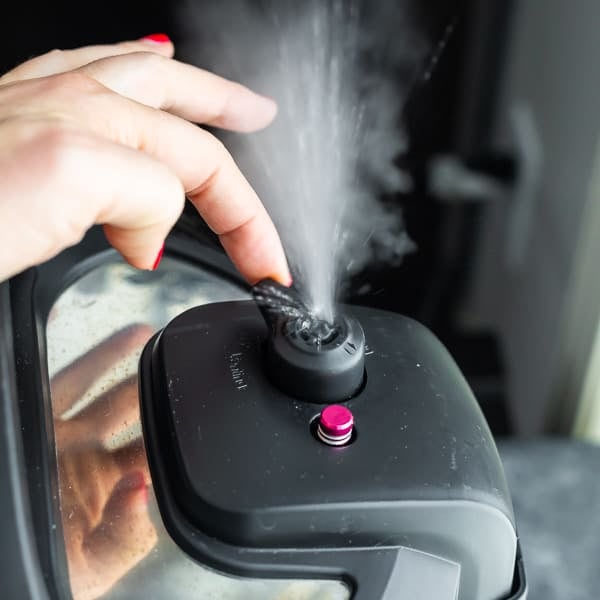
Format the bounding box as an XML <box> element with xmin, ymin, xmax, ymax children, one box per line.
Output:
<box><xmin>317</xmin><ymin>404</ymin><xmax>354</xmax><ymax>446</ymax></box>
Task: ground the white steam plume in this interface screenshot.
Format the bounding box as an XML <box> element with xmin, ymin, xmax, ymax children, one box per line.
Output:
<box><xmin>177</xmin><ymin>0</ymin><xmax>426</xmax><ymax>321</ymax></box>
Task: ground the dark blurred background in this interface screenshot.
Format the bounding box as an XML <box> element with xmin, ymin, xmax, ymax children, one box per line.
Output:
<box><xmin>3</xmin><ymin>0</ymin><xmax>600</xmax><ymax>441</ymax></box>
<box><xmin>1</xmin><ymin>0</ymin><xmax>517</xmax><ymax>434</ymax></box>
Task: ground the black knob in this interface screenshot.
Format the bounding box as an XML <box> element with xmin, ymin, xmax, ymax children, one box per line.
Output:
<box><xmin>253</xmin><ymin>279</ymin><xmax>365</xmax><ymax>403</ymax></box>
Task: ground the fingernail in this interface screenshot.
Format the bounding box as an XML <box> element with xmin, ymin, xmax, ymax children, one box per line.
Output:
<box><xmin>152</xmin><ymin>243</ymin><xmax>165</xmax><ymax>271</ymax></box>
<box><xmin>121</xmin><ymin>470</ymin><xmax>146</xmax><ymax>491</ymax></box>
<box><xmin>267</xmin><ymin>272</ymin><xmax>292</xmax><ymax>287</ymax></box>
<box><xmin>120</xmin><ymin>471</ymin><xmax>149</xmax><ymax>506</ymax></box>
<box><xmin>142</xmin><ymin>33</ymin><xmax>171</xmax><ymax>44</ymax></box>
<box><xmin>136</xmin><ymin>484</ymin><xmax>149</xmax><ymax>506</ymax></box>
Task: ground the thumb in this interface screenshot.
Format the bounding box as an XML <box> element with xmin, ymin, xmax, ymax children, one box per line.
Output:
<box><xmin>77</xmin><ymin>471</ymin><xmax>157</xmax><ymax>599</ymax></box>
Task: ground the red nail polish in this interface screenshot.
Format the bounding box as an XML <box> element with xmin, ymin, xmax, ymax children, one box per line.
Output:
<box><xmin>123</xmin><ymin>470</ymin><xmax>146</xmax><ymax>490</ymax></box>
<box><xmin>122</xmin><ymin>471</ymin><xmax>149</xmax><ymax>505</ymax></box>
<box><xmin>138</xmin><ymin>484</ymin><xmax>149</xmax><ymax>505</ymax></box>
<box><xmin>142</xmin><ymin>33</ymin><xmax>171</xmax><ymax>44</ymax></box>
<box><xmin>152</xmin><ymin>243</ymin><xmax>164</xmax><ymax>270</ymax></box>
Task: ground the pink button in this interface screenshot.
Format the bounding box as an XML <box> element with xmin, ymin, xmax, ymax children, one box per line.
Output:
<box><xmin>317</xmin><ymin>405</ymin><xmax>354</xmax><ymax>445</ymax></box>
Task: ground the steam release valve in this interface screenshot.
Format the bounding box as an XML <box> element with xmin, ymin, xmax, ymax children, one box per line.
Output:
<box><xmin>252</xmin><ymin>279</ymin><xmax>365</xmax><ymax>403</ymax></box>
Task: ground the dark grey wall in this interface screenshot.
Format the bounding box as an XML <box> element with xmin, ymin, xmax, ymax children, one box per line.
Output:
<box><xmin>465</xmin><ymin>0</ymin><xmax>600</xmax><ymax>434</ymax></box>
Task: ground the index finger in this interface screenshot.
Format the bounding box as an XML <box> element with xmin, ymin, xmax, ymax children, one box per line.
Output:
<box><xmin>186</xmin><ymin>145</ymin><xmax>292</xmax><ymax>285</ymax></box>
<box><xmin>75</xmin><ymin>54</ymin><xmax>288</xmax><ymax>281</ymax></box>
<box><xmin>66</xmin><ymin>72</ymin><xmax>290</xmax><ymax>284</ymax></box>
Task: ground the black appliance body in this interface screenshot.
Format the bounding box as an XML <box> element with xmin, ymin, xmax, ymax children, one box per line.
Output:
<box><xmin>0</xmin><ymin>224</ymin><xmax>526</xmax><ymax>599</ymax></box>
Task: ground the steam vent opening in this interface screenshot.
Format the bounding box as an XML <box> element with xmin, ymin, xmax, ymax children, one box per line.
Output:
<box><xmin>252</xmin><ymin>279</ymin><xmax>365</xmax><ymax>403</ymax></box>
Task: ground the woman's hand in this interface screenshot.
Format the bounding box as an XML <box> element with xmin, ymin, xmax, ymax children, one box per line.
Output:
<box><xmin>0</xmin><ymin>36</ymin><xmax>291</xmax><ymax>285</ymax></box>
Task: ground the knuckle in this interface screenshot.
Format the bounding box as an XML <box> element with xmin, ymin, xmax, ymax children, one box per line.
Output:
<box><xmin>33</xmin><ymin>48</ymin><xmax>65</xmax><ymax>71</ymax></box>
<box><xmin>35</xmin><ymin>125</ymin><xmax>83</xmax><ymax>171</ymax></box>
<box><xmin>35</xmin><ymin>70</ymin><xmax>105</xmax><ymax>100</ymax></box>
<box><xmin>53</xmin><ymin>69</ymin><xmax>103</xmax><ymax>94</ymax></box>
<box><xmin>126</xmin><ymin>51</ymin><xmax>171</xmax><ymax>96</ymax></box>
<box><xmin>130</xmin><ymin>50</ymin><xmax>166</xmax><ymax>73</ymax></box>
<box><xmin>45</xmin><ymin>48</ymin><xmax>64</xmax><ymax>60</ymax></box>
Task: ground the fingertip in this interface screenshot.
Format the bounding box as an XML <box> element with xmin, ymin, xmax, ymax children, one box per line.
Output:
<box><xmin>249</xmin><ymin>92</ymin><xmax>278</xmax><ymax>130</ymax></box>
<box><xmin>239</xmin><ymin>255</ymin><xmax>292</xmax><ymax>289</ymax></box>
<box><xmin>133</xmin><ymin>484</ymin><xmax>149</xmax><ymax>508</ymax></box>
<box><xmin>222</xmin><ymin>87</ymin><xmax>278</xmax><ymax>132</ymax></box>
<box><xmin>256</xmin><ymin>93</ymin><xmax>278</xmax><ymax>125</ymax></box>
<box><xmin>124</xmin><ymin>322</ymin><xmax>155</xmax><ymax>342</ymax></box>
<box><xmin>141</xmin><ymin>33</ymin><xmax>172</xmax><ymax>45</ymax></box>
<box><xmin>268</xmin><ymin>237</ymin><xmax>291</xmax><ymax>287</ymax></box>
<box><xmin>117</xmin><ymin>470</ymin><xmax>146</xmax><ymax>491</ymax></box>
<box><xmin>151</xmin><ymin>242</ymin><xmax>165</xmax><ymax>270</ymax></box>
<box><xmin>103</xmin><ymin>225</ymin><xmax>168</xmax><ymax>272</ymax></box>
<box><xmin>139</xmin><ymin>33</ymin><xmax>175</xmax><ymax>57</ymax></box>
<box><xmin>263</xmin><ymin>265</ymin><xmax>293</xmax><ymax>288</ymax></box>
<box><xmin>114</xmin><ymin>470</ymin><xmax>149</xmax><ymax>510</ymax></box>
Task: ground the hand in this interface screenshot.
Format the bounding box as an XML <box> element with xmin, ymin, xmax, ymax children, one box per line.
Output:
<box><xmin>51</xmin><ymin>324</ymin><xmax>156</xmax><ymax>600</ymax></box>
<box><xmin>0</xmin><ymin>36</ymin><xmax>291</xmax><ymax>285</ymax></box>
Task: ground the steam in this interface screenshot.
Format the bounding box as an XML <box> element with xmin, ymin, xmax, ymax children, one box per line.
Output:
<box><xmin>177</xmin><ymin>0</ymin><xmax>426</xmax><ymax>321</ymax></box>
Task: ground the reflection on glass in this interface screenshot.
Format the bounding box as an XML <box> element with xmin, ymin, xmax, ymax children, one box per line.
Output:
<box><xmin>47</xmin><ymin>259</ymin><xmax>350</xmax><ymax>600</ymax></box>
